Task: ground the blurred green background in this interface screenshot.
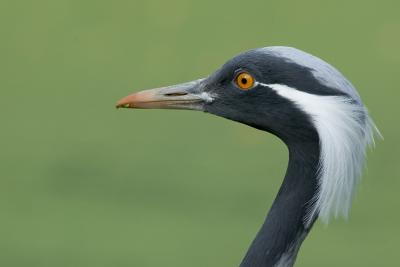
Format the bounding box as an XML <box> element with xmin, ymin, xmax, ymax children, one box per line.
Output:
<box><xmin>1</xmin><ymin>0</ymin><xmax>399</xmax><ymax>266</ymax></box>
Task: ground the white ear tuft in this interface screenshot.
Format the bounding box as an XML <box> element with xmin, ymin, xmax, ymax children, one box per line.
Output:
<box><xmin>263</xmin><ymin>83</ymin><xmax>379</xmax><ymax>225</ymax></box>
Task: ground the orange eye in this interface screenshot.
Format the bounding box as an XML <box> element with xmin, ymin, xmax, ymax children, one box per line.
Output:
<box><xmin>235</xmin><ymin>72</ymin><xmax>255</xmax><ymax>90</ymax></box>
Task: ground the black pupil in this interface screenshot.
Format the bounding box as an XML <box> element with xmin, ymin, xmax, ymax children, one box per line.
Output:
<box><xmin>241</xmin><ymin>78</ymin><xmax>247</xmax><ymax>84</ymax></box>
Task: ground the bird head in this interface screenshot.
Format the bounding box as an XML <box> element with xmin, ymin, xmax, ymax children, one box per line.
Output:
<box><xmin>116</xmin><ymin>46</ymin><xmax>378</xmax><ymax>223</ymax></box>
<box><xmin>116</xmin><ymin>47</ymin><xmax>340</xmax><ymax>144</ymax></box>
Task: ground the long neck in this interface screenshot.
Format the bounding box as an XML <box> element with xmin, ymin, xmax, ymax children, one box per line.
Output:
<box><xmin>240</xmin><ymin>141</ymin><xmax>320</xmax><ymax>267</ymax></box>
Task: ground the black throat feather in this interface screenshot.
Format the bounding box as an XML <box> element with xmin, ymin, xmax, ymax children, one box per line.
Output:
<box><xmin>239</xmin><ymin>139</ymin><xmax>320</xmax><ymax>267</ymax></box>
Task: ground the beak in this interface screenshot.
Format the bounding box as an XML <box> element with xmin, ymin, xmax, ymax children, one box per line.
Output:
<box><xmin>116</xmin><ymin>78</ymin><xmax>212</xmax><ymax>111</ymax></box>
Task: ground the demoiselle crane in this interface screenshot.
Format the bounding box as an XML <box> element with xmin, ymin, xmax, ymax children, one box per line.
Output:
<box><xmin>116</xmin><ymin>47</ymin><xmax>379</xmax><ymax>267</ymax></box>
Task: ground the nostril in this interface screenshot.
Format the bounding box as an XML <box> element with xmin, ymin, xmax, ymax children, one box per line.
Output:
<box><xmin>164</xmin><ymin>92</ymin><xmax>188</xmax><ymax>96</ymax></box>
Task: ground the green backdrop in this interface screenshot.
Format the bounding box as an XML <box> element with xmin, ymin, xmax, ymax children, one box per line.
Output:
<box><xmin>1</xmin><ymin>0</ymin><xmax>398</xmax><ymax>266</ymax></box>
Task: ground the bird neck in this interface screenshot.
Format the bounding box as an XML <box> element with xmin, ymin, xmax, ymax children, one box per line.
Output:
<box><xmin>240</xmin><ymin>141</ymin><xmax>320</xmax><ymax>267</ymax></box>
